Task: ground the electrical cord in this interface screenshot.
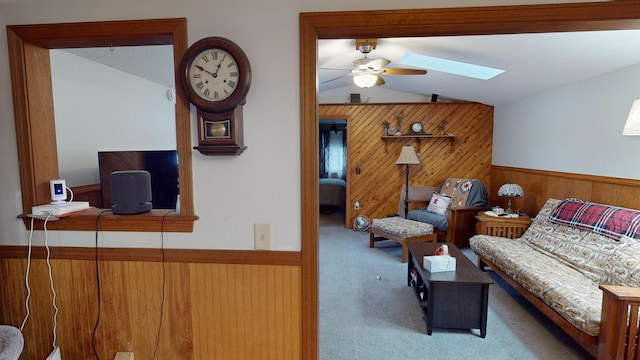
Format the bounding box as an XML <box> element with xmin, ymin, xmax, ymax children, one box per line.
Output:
<box><xmin>43</xmin><ymin>213</ymin><xmax>60</xmax><ymax>350</ymax></box>
<box><xmin>152</xmin><ymin>210</ymin><xmax>172</xmax><ymax>359</ymax></box>
<box><xmin>91</xmin><ymin>209</ymin><xmax>111</xmax><ymax>360</ymax></box>
<box><xmin>22</xmin><ymin>213</ymin><xmax>60</xmax><ymax>352</ymax></box>
<box><xmin>20</xmin><ymin>216</ymin><xmax>35</xmax><ymax>332</ymax></box>
<box><xmin>65</xmin><ymin>185</ymin><xmax>74</xmax><ymax>202</ymax></box>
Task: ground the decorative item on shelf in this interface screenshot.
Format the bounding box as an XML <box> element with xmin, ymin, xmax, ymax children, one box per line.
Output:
<box><xmin>622</xmin><ymin>98</ymin><xmax>640</xmax><ymax>136</ymax></box>
<box><xmin>395</xmin><ymin>111</ymin><xmax>404</xmax><ymax>129</ymax></box>
<box><xmin>405</xmin><ymin>121</ymin><xmax>428</xmax><ymax>135</ymax></box>
<box><xmin>438</xmin><ymin>119</ymin><xmax>448</xmax><ymax>135</ymax></box>
<box><xmin>396</xmin><ymin>145</ymin><xmax>421</xmax><ymax>218</ymax></box>
<box><xmin>179</xmin><ymin>36</ymin><xmax>252</xmax><ymax>155</ymax></box>
<box><xmin>382</xmin><ymin>121</ymin><xmax>390</xmax><ymax>136</ymax></box>
<box><xmin>497</xmin><ymin>182</ymin><xmax>524</xmax><ymax>214</ymax></box>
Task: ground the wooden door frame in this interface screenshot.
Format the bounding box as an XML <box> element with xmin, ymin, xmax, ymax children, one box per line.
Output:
<box><xmin>300</xmin><ymin>2</ymin><xmax>640</xmax><ymax>358</ymax></box>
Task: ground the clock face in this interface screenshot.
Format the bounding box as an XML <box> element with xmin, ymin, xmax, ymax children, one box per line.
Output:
<box><xmin>412</xmin><ymin>122</ymin><xmax>423</xmax><ymax>133</ymax></box>
<box><xmin>187</xmin><ymin>48</ymin><xmax>240</xmax><ymax>102</ymax></box>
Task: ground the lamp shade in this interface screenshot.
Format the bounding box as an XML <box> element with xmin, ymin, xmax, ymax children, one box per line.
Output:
<box><xmin>353</xmin><ymin>74</ymin><xmax>378</xmax><ymax>88</ymax></box>
<box><xmin>498</xmin><ymin>183</ymin><xmax>524</xmax><ymax>197</ymax></box>
<box><xmin>623</xmin><ymin>99</ymin><xmax>640</xmax><ymax>136</ymax></box>
<box><xmin>395</xmin><ymin>145</ymin><xmax>420</xmax><ymax>165</ymax></box>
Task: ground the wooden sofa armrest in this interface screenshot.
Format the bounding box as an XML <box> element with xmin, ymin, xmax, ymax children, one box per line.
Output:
<box><xmin>598</xmin><ymin>285</ymin><xmax>640</xmax><ymax>360</ymax></box>
<box><xmin>444</xmin><ymin>206</ymin><xmax>490</xmax><ymax>247</ymax></box>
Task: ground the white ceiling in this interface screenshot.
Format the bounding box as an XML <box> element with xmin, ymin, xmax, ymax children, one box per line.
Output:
<box><xmin>64</xmin><ymin>45</ymin><xmax>175</xmax><ymax>88</ymax></box>
<box><xmin>318</xmin><ymin>30</ymin><xmax>640</xmax><ymax>106</ymax></box>
<box><xmin>63</xmin><ymin>30</ymin><xmax>640</xmax><ymax>107</ymax></box>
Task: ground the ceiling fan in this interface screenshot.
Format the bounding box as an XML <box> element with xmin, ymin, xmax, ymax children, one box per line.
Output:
<box><xmin>322</xmin><ymin>39</ymin><xmax>428</xmax><ymax>88</ymax></box>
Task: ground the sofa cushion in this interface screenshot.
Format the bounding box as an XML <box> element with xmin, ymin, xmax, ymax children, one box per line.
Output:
<box><xmin>426</xmin><ymin>193</ymin><xmax>452</xmax><ymax>215</ymax></box>
<box><xmin>520</xmin><ymin>198</ymin><xmax>618</xmax><ymax>283</ymax></box>
<box><xmin>603</xmin><ymin>236</ymin><xmax>640</xmax><ymax>287</ymax></box>
<box><xmin>470</xmin><ymin>235</ymin><xmax>603</xmax><ymax>336</ymax></box>
<box><xmin>550</xmin><ymin>198</ymin><xmax>640</xmax><ymax>241</ymax></box>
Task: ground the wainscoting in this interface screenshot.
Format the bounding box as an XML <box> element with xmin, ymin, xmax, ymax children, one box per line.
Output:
<box><xmin>491</xmin><ymin>166</ymin><xmax>640</xmax><ymax>216</ymax></box>
<box><xmin>0</xmin><ymin>247</ymin><xmax>301</xmax><ymax>360</ymax></box>
<box><xmin>320</xmin><ymin>102</ymin><xmax>494</xmax><ymax>228</ymax></box>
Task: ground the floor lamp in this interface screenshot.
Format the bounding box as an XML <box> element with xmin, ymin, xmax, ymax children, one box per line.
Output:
<box><xmin>396</xmin><ymin>145</ymin><xmax>421</xmax><ymax>218</ymax></box>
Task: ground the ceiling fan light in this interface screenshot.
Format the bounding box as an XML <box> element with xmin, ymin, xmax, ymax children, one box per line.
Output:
<box><xmin>353</xmin><ymin>74</ymin><xmax>378</xmax><ymax>88</ymax></box>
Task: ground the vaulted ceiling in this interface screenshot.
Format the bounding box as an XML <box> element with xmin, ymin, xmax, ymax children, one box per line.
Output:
<box><xmin>318</xmin><ymin>30</ymin><xmax>640</xmax><ymax>106</ymax></box>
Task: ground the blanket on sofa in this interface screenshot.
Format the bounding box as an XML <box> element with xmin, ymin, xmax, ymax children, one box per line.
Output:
<box><xmin>549</xmin><ymin>198</ymin><xmax>640</xmax><ymax>240</ymax></box>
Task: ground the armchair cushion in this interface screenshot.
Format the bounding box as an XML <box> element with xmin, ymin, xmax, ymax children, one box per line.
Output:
<box><xmin>408</xmin><ymin>209</ymin><xmax>449</xmax><ymax>231</ymax></box>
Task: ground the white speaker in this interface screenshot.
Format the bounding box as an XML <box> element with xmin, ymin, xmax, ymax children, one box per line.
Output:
<box><xmin>109</xmin><ymin>170</ymin><xmax>152</xmax><ymax>215</ymax></box>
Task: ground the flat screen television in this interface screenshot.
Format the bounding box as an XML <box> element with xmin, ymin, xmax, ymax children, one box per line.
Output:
<box><xmin>98</xmin><ymin>150</ymin><xmax>179</xmax><ymax>210</ymax></box>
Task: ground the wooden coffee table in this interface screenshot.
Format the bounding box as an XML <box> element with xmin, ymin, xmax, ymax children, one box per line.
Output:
<box><xmin>407</xmin><ymin>242</ymin><xmax>493</xmax><ymax>337</ymax></box>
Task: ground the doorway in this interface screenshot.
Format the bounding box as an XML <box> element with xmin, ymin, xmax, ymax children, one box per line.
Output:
<box><xmin>319</xmin><ymin>118</ymin><xmax>348</xmax><ymax>225</ymax></box>
<box><xmin>301</xmin><ymin>3</ymin><xmax>640</xmax><ymax>359</ymax></box>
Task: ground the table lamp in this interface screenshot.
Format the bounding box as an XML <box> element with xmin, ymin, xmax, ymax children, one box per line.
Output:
<box><xmin>497</xmin><ymin>182</ymin><xmax>524</xmax><ymax>214</ymax></box>
<box><xmin>396</xmin><ymin>145</ymin><xmax>420</xmax><ymax>218</ymax></box>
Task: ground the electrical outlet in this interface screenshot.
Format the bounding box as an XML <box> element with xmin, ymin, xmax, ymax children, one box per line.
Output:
<box><xmin>254</xmin><ymin>223</ymin><xmax>271</xmax><ymax>250</ymax></box>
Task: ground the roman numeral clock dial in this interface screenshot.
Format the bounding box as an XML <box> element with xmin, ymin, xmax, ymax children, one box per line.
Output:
<box><xmin>179</xmin><ymin>37</ymin><xmax>252</xmax><ymax>155</ymax></box>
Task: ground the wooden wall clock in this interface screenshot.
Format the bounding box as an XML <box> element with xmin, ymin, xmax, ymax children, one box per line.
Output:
<box><xmin>179</xmin><ymin>37</ymin><xmax>252</xmax><ymax>155</ymax></box>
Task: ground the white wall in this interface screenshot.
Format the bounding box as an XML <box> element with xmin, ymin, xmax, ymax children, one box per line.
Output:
<box><xmin>51</xmin><ymin>50</ymin><xmax>176</xmax><ymax>186</ymax></box>
<box><xmin>320</xmin><ymin>84</ymin><xmax>431</xmax><ymax>103</ymax></box>
<box><xmin>493</xmin><ymin>63</ymin><xmax>640</xmax><ymax>179</ymax></box>
<box><xmin>0</xmin><ymin>0</ymin><xmax>609</xmax><ymax>251</ymax></box>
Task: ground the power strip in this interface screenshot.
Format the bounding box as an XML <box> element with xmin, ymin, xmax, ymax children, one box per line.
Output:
<box><xmin>32</xmin><ymin>201</ymin><xmax>91</xmax><ymax>216</ymax></box>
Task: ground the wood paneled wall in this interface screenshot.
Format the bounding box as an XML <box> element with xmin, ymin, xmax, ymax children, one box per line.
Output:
<box><xmin>320</xmin><ymin>102</ymin><xmax>494</xmax><ymax>227</ymax></box>
<box><xmin>491</xmin><ymin>165</ymin><xmax>640</xmax><ymax>216</ymax></box>
<box><xmin>0</xmin><ymin>248</ymin><xmax>301</xmax><ymax>360</ymax></box>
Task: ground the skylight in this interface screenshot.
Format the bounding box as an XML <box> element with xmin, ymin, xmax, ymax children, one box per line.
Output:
<box><xmin>400</xmin><ymin>53</ymin><xmax>505</xmax><ymax>80</ymax></box>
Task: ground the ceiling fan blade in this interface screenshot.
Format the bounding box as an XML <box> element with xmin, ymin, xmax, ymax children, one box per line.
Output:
<box><xmin>321</xmin><ymin>73</ymin><xmax>355</xmax><ymax>84</ymax></box>
<box><xmin>375</xmin><ymin>75</ymin><xmax>385</xmax><ymax>86</ymax></box>
<box><xmin>364</xmin><ymin>58</ymin><xmax>391</xmax><ymax>70</ymax></box>
<box><xmin>319</xmin><ymin>67</ymin><xmax>352</xmax><ymax>71</ymax></box>
<box><xmin>381</xmin><ymin>68</ymin><xmax>428</xmax><ymax>75</ymax></box>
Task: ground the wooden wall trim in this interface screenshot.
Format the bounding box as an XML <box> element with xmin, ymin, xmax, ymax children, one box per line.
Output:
<box><xmin>0</xmin><ymin>257</ymin><xmax>301</xmax><ymax>359</ymax></box>
<box><xmin>0</xmin><ymin>245</ymin><xmax>301</xmax><ymax>266</ymax></box>
<box><xmin>492</xmin><ymin>165</ymin><xmax>640</xmax><ymax>187</ymax></box>
<box><xmin>491</xmin><ymin>165</ymin><xmax>640</xmax><ymax>217</ymax></box>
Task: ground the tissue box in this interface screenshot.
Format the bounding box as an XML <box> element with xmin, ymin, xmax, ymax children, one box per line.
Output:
<box><xmin>423</xmin><ymin>255</ymin><xmax>456</xmax><ymax>272</ymax></box>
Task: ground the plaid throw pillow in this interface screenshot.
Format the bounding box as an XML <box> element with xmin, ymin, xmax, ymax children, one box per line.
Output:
<box><xmin>549</xmin><ymin>198</ymin><xmax>640</xmax><ymax>241</ymax></box>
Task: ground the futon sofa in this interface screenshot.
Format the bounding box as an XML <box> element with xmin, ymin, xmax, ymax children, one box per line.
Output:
<box><xmin>470</xmin><ymin>198</ymin><xmax>640</xmax><ymax>359</ymax></box>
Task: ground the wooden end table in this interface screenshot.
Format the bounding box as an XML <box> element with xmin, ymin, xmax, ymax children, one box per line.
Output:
<box><xmin>407</xmin><ymin>242</ymin><xmax>493</xmax><ymax>337</ymax></box>
<box><xmin>475</xmin><ymin>211</ymin><xmax>532</xmax><ymax>239</ymax></box>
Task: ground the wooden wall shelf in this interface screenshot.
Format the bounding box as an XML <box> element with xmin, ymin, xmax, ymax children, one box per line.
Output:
<box><xmin>381</xmin><ymin>135</ymin><xmax>456</xmax><ymax>153</ymax></box>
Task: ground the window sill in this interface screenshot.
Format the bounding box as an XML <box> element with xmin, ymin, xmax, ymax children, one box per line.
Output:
<box><xmin>20</xmin><ymin>209</ymin><xmax>198</xmax><ymax>232</ymax></box>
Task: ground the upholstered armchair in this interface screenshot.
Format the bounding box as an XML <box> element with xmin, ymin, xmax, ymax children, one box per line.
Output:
<box><xmin>399</xmin><ymin>178</ymin><xmax>490</xmax><ymax>247</ymax></box>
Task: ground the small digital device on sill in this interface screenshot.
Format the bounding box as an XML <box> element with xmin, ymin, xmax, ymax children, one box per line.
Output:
<box><xmin>50</xmin><ymin>179</ymin><xmax>67</xmax><ymax>204</ymax></box>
